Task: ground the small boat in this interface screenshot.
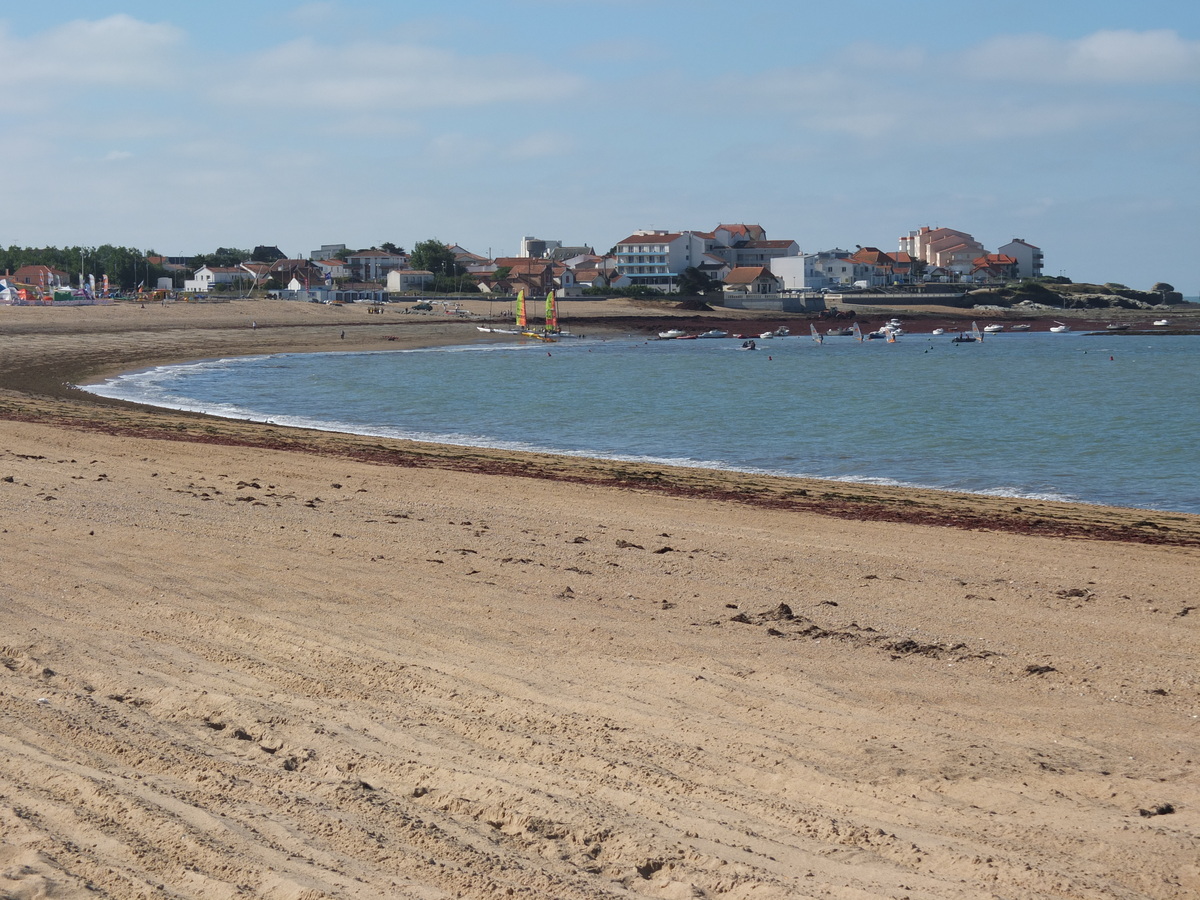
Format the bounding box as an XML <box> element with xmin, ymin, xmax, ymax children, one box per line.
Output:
<box><xmin>810</xmin><ymin>324</ymin><xmax>824</xmax><ymax>344</ymax></box>
<box><xmin>953</xmin><ymin>321</ymin><xmax>984</xmax><ymax>343</ymax></box>
<box><xmin>1049</xmin><ymin>322</ymin><xmax>1071</xmax><ymax>333</ymax></box>
<box><xmin>931</xmin><ymin>327</ymin><xmax>945</xmax><ymax>335</ymax></box>
<box><xmin>658</xmin><ymin>329</ymin><xmax>686</xmax><ymax>339</ymax></box>
<box><xmin>739</xmin><ymin>339</ymin><xmax>757</xmax><ymax>350</ymax></box>
<box><xmin>1010</xmin><ymin>323</ymin><xmax>1031</xmax><ymax>331</ymax></box>
<box><xmin>851</xmin><ymin>321</ymin><xmax>863</xmax><ymax>342</ymax></box>
<box><xmin>1105</xmin><ymin>323</ymin><xmax>1130</xmax><ymax>331</ymax></box>
<box><xmin>983</xmin><ymin>323</ymin><xmax>1004</xmax><ymax>333</ymax></box>
<box><xmin>826</xmin><ymin>326</ymin><xmax>853</xmax><ymax>336</ymax></box>
<box><xmin>1153</xmin><ymin>319</ymin><xmax>1170</xmax><ymax>326</ymax></box>
<box><xmin>697</xmin><ymin>329</ymin><xmax>727</xmax><ymax>339</ymax></box>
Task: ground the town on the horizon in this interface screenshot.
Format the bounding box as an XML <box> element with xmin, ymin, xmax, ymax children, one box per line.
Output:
<box><xmin>1</xmin><ymin>223</ymin><xmax>1047</xmax><ymax>309</ymax></box>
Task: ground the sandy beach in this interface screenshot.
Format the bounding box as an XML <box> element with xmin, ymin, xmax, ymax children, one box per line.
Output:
<box><xmin>1</xmin><ymin>299</ymin><xmax>1197</xmax><ymax>899</ymax></box>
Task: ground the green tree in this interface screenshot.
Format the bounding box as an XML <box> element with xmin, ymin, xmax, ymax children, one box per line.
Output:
<box><xmin>379</xmin><ymin>242</ymin><xmax>406</xmax><ymax>255</ymax></box>
<box><xmin>676</xmin><ymin>266</ymin><xmax>720</xmax><ymax>296</ymax></box>
<box><xmin>193</xmin><ymin>247</ymin><xmax>250</xmax><ymax>268</ymax></box>
<box><xmin>409</xmin><ymin>239</ymin><xmax>462</xmax><ymax>277</ymax></box>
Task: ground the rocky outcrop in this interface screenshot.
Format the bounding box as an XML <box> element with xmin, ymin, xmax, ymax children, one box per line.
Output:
<box><xmin>969</xmin><ymin>281</ymin><xmax>1184</xmax><ymax>309</ymax></box>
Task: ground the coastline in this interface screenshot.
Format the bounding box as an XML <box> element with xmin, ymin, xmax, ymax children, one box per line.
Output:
<box><xmin>2</xmin><ymin>299</ymin><xmax>1199</xmax><ymax>898</ymax></box>
<box><xmin>4</xmin><ymin>298</ymin><xmax>1199</xmax><ymax>545</ymax></box>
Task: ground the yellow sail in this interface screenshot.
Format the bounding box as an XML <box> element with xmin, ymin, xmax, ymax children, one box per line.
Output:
<box><xmin>515</xmin><ymin>290</ymin><xmax>526</xmax><ymax>328</ymax></box>
<box><xmin>545</xmin><ymin>290</ymin><xmax>558</xmax><ymax>333</ymax></box>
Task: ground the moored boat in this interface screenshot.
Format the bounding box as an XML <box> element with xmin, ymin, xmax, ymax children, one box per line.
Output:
<box><xmin>1049</xmin><ymin>322</ymin><xmax>1071</xmax><ymax>333</ymax></box>
<box><xmin>658</xmin><ymin>329</ymin><xmax>686</xmax><ymax>339</ymax></box>
<box><xmin>1153</xmin><ymin>319</ymin><xmax>1170</xmax><ymax>326</ymax></box>
<box><xmin>983</xmin><ymin>323</ymin><xmax>1004</xmax><ymax>333</ymax></box>
<box><xmin>697</xmin><ymin>329</ymin><xmax>727</xmax><ymax>339</ymax></box>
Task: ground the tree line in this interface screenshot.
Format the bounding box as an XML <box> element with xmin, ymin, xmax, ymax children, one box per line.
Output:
<box><xmin>1</xmin><ymin>245</ymin><xmax>167</xmax><ymax>290</ymax></box>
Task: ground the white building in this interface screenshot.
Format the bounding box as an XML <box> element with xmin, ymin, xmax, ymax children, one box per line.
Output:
<box><xmin>998</xmin><ymin>239</ymin><xmax>1044</xmax><ymax>279</ymax></box>
<box><xmin>386</xmin><ymin>269</ymin><xmax>435</xmax><ymax>293</ymax></box>
<box><xmin>346</xmin><ymin>249</ymin><xmax>407</xmax><ymax>282</ymax></box>
<box><xmin>614</xmin><ymin>230</ymin><xmax>711</xmax><ymax>291</ymax></box>
<box><xmin>769</xmin><ymin>254</ymin><xmax>824</xmax><ymax>291</ymax></box>
<box><xmin>184</xmin><ymin>265</ymin><xmax>250</xmax><ymax>292</ymax></box>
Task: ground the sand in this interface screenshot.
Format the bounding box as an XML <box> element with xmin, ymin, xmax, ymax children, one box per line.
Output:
<box><xmin>1</xmin><ymin>299</ymin><xmax>1197</xmax><ymax>899</ymax></box>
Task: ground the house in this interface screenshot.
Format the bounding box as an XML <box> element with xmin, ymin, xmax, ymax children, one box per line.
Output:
<box><xmin>998</xmin><ymin>239</ymin><xmax>1044</xmax><ymax>279</ymax></box>
<box><xmin>385</xmin><ymin>269</ymin><xmax>435</xmax><ymax>293</ymax></box>
<box><xmin>345</xmin><ymin>249</ymin><xmax>407</xmax><ymax>282</ymax></box>
<box><xmin>10</xmin><ymin>264</ymin><xmax>69</xmax><ymax>288</ymax></box>
<box><xmin>614</xmin><ymin>231</ymin><xmax>711</xmax><ymax>291</ymax></box>
<box><xmin>696</xmin><ymin>253</ymin><xmax>732</xmax><ymax>284</ymax></box>
<box><xmin>252</xmin><ymin>245</ymin><xmax>286</xmax><ymax>262</ymax></box>
<box><xmin>269</xmin><ymin>259</ymin><xmax>326</xmax><ymax>288</ymax></box>
<box><xmin>309</xmin><ymin>243</ymin><xmax>347</xmax><ymax>260</ymax></box>
<box><xmin>845</xmin><ymin>247</ymin><xmax>913</xmax><ymax>286</ymax></box>
<box><xmin>239</xmin><ymin>262</ymin><xmax>272</xmax><ymax>285</ymax></box>
<box><xmin>712</xmin><ymin>223</ymin><xmax>766</xmax><ymax>245</ymax></box>
<box><xmin>548</xmin><ymin>245</ymin><xmax>595</xmax><ymax>262</ymax></box>
<box><xmin>970</xmin><ymin>254</ymin><xmax>1018</xmax><ymax>282</ymax></box>
<box><xmin>614</xmin><ymin>225</ymin><xmax>798</xmax><ymax>291</ymax></box>
<box><xmin>769</xmin><ymin>254</ymin><xmax>825</xmax><ymax>291</ymax></box>
<box><xmin>184</xmin><ymin>265</ymin><xmax>252</xmax><ymax>292</ymax></box>
<box><xmin>491</xmin><ymin>258</ymin><xmax>558</xmax><ymax>293</ymax></box>
<box><xmin>729</xmin><ymin>239</ymin><xmax>800</xmax><ymax>268</ymax></box>
<box><xmin>899</xmin><ymin>226</ymin><xmax>987</xmax><ymax>277</ymax></box>
<box><xmin>723</xmin><ymin>266</ymin><xmax>782</xmax><ymax>294</ymax></box>
<box><xmin>312</xmin><ymin>258</ymin><xmax>349</xmax><ymax>282</ymax></box>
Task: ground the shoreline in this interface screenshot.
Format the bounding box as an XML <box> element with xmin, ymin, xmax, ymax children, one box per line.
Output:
<box><xmin>2</xmin><ymin>297</ymin><xmax>1199</xmax><ymax>898</ymax></box>
<box><xmin>4</xmin><ymin>298</ymin><xmax>1200</xmax><ymax>546</ymax></box>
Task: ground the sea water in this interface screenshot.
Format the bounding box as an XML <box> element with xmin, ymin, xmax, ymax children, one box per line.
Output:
<box><xmin>84</xmin><ymin>331</ymin><xmax>1200</xmax><ymax>514</ymax></box>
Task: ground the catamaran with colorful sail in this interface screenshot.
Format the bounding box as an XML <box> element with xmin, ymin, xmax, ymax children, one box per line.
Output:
<box><xmin>517</xmin><ymin>289</ymin><xmax>557</xmax><ymax>341</ymax></box>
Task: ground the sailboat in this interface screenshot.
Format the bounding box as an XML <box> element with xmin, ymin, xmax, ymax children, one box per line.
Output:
<box><xmin>545</xmin><ymin>290</ymin><xmax>558</xmax><ymax>335</ymax></box>
<box><xmin>810</xmin><ymin>323</ymin><xmax>823</xmax><ymax>345</ymax></box>
<box><xmin>851</xmin><ymin>321</ymin><xmax>863</xmax><ymax>342</ymax></box>
<box><xmin>951</xmin><ymin>321</ymin><xmax>983</xmax><ymax>343</ymax></box>
<box><xmin>517</xmin><ymin>289</ymin><xmax>556</xmax><ymax>342</ymax></box>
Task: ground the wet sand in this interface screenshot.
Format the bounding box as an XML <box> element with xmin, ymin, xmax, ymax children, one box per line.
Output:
<box><xmin>1</xmin><ymin>298</ymin><xmax>1197</xmax><ymax>898</ymax></box>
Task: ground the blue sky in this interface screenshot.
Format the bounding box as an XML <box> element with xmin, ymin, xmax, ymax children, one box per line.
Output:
<box><xmin>2</xmin><ymin>1</ymin><xmax>1197</xmax><ymax>291</ymax></box>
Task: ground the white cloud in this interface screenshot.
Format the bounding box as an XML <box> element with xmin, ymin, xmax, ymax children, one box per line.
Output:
<box><xmin>964</xmin><ymin>30</ymin><xmax>1200</xmax><ymax>85</ymax></box>
<box><xmin>208</xmin><ymin>37</ymin><xmax>584</xmax><ymax>117</ymax></box>
<box><xmin>0</xmin><ymin>15</ymin><xmax>182</xmax><ymax>104</ymax></box>
<box><xmin>733</xmin><ymin>29</ymin><xmax>1200</xmax><ymax>143</ymax></box>
<box><xmin>507</xmin><ymin>131</ymin><xmax>575</xmax><ymax>160</ymax></box>
<box><xmin>287</xmin><ymin>2</ymin><xmax>341</xmax><ymax>27</ymax></box>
